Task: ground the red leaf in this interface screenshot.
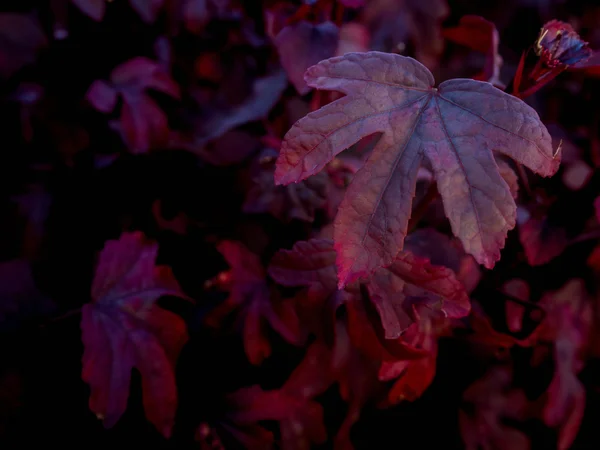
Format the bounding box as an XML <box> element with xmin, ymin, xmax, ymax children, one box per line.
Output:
<box><xmin>345</xmin><ymin>289</ymin><xmax>428</xmax><ymax>362</ymax></box>
<box><xmin>380</xmin><ymin>321</ymin><xmax>438</xmax><ymax>404</ymax></box>
<box><xmin>209</xmin><ymin>240</ymin><xmax>303</xmax><ymax>365</ymax></box>
<box><xmin>275</xmin><ymin>21</ymin><xmax>339</xmax><ymax>95</ymax></box>
<box><xmin>0</xmin><ymin>14</ymin><xmax>48</xmax><ymax>79</ymax></box>
<box><xmin>275</xmin><ymin>52</ymin><xmax>560</xmax><ymax>287</ymax></box>
<box><xmin>81</xmin><ymin>232</ymin><xmax>188</xmax><ymax>437</ymax></box>
<box><xmin>368</xmin><ymin>250</ymin><xmax>470</xmax><ymax>339</ymax></box>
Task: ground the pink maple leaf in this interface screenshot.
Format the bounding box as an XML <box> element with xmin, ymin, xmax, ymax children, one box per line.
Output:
<box><xmin>275</xmin><ymin>52</ymin><xmax>560</xmax><ymax>287</ymax></box>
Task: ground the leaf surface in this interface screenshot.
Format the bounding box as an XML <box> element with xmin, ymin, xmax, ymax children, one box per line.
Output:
<box><xmin>81</xmin><ymin>232</ymin><xmax>188</xmax><ymax>437</ymax></box>
<box><xmin>275</xmin><ymin>51</ymin><xmax>559</xmax><ymax>286</ymax></box>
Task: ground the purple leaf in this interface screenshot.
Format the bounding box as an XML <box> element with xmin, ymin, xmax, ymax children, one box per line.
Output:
<box><xmin>275</xmin><ymin>52</ymin><xmax>560</xmax><ymax>287</ymax></box>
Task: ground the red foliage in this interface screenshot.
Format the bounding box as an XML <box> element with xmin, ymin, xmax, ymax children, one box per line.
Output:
<box><xmin>2</xmin><ymin>2</ymin><xmax>600</xmax><ymax>449</ymax></box>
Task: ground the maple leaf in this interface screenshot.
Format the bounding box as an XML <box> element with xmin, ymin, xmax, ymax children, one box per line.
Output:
<box><xmin>207</xmin><ymin>240</ymin><xmax>303</xmax><ymax>365</ymax></box>
<box><xmin>86</xmin><ymin>57</ymin><xmax>180</xmax><ymax>153</ymax></box>
<box><xmin>81</xmin><ymin>232</ymin><xmax>188</xmax><ymax>438</ymax></box>
<box><xmin>275</xmin><ymin>52</ymin><xmax>560</xmax><ymax>287</ymax></box>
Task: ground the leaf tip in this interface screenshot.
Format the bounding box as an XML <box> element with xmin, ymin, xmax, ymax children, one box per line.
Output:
<box><xmin>304</xmin><ymin>62</ymin><xmax>325</xmax><ymax>85</ymax></box>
